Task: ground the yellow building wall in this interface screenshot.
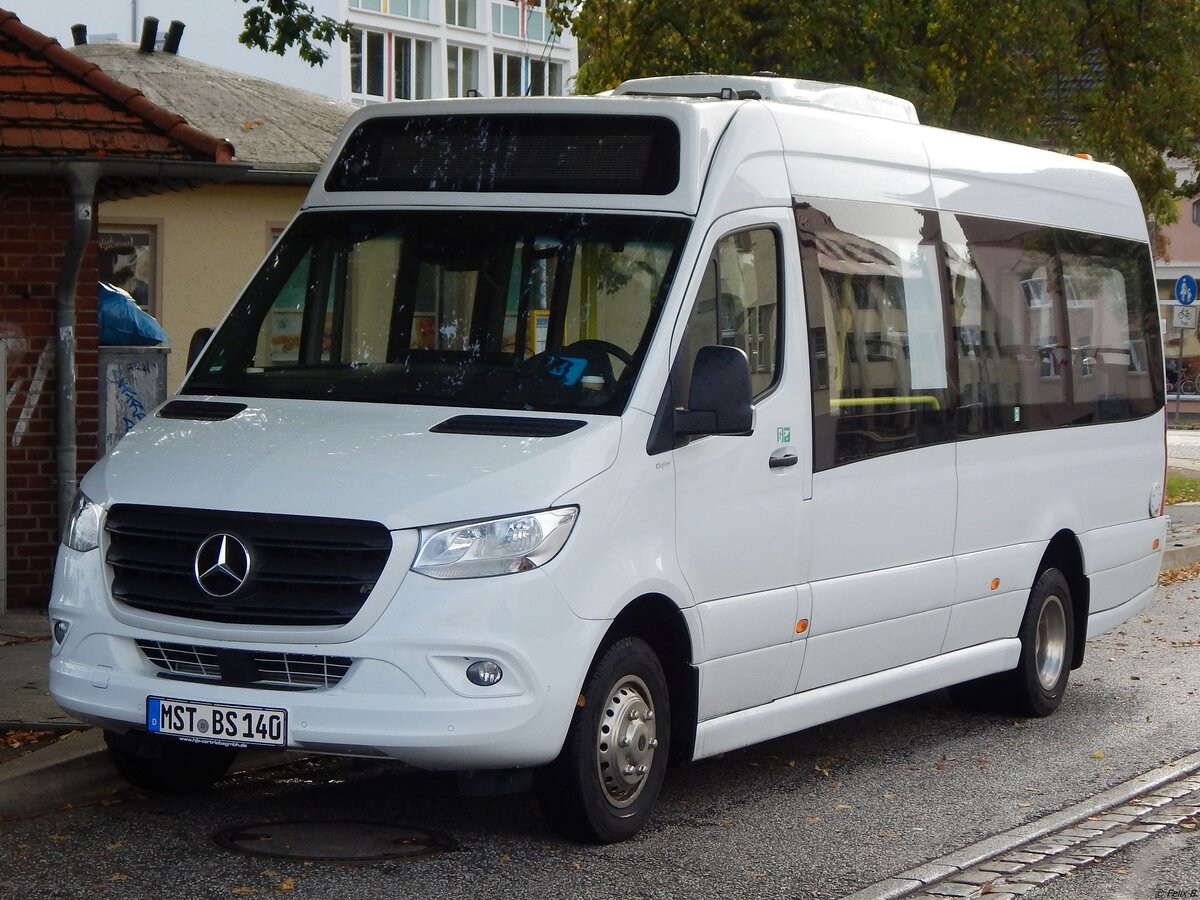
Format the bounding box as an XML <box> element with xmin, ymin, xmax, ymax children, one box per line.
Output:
<box><xmin>100</xmin><ymin>182</ymin><xmax>308</xmax><ymax>391</ymax></box>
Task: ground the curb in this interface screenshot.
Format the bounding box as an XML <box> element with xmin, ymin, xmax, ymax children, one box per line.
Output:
<box><xmin>0</xmin><ymin>728</ymin><xmax>301</xmax><ymax>819</ymax></box>
<box><xmin>844</xmin><ymin>749</ymin><xmax>1200</xmax><ymax>900</ymax></box>
<box><xmin>1162</xmin><ymin>544</ymin><xmax>1200</xmax><ymax>571</ymax></box>
<box><xmin>0</xmin><ymin>729</ymin><xmax>115</xmax><ymax>818</ymax></box>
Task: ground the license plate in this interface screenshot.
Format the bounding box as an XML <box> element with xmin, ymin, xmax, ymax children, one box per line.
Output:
<box><xmin>147</xmin><ymin>696</ymin><xmax>286</xmax><ymax>747</ymax></box>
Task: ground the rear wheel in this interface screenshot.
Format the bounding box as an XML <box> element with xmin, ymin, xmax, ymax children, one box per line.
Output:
<box><xmin>535</xmin><ymin>636</ymin><xmax>670</xmax><ymax>843</ymax></box>
<box><xmin>951</xmin><ymin>567</ymin><xmax>1075</xmax><ymax>717</ymax></box>
<box><xmin>1004</xmin><ymin>567</ymin><xmax>1074</xmax><ymax>716</ymax></box>
<box><xmin>104</xmin><ymin>729</ymin><xmax>237</xmax><ymax>793</ymax></box>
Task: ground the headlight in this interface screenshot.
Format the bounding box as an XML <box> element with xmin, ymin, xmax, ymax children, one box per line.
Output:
<box><xmin>63</xmin><ymin>491</ymin><xmax>103</xmax><ymax>553</ymax></box>
<box><xmin>412</xmin><ymin>507</ymin><xmax>578</xmax><ymax>579</ymax></box>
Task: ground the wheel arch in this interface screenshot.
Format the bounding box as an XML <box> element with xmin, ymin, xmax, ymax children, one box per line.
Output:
<box><xmin>605</xmin><ymin>593</ymin><xmax>698</xmax><ymax>766</ymax></box>
<box><xmin>1037</xmin><ymin>529</ymin><xmax>1090</xmax><ymax>669</ymax></box>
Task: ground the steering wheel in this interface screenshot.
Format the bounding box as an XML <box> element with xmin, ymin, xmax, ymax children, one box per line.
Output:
<box><xmin>562</xmin><ymin>340</ymin><xmax>634</xmax><ymax>369</ymax></box>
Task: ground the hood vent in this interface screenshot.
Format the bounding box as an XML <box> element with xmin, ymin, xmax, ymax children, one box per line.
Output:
<box><xmin>157</xmin><ymin>400</ymin><xmax>247</xmax><ymax>421</ymax></box>
<box><xmin>430</xmin><ymin>415</ymin><xmax>586</xmax><ymax>437</ymax></box>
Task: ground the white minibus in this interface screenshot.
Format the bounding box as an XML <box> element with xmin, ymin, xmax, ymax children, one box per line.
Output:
<box><xmin>50</xmin><ymin>74</ymin><xmax>1167</xmax><ymax>843</ymax></box>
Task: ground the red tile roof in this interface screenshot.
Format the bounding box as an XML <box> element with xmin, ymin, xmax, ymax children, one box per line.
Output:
<box><xmin>0</xmin><ymin>8</ymin><xmax>234</xmax><ymax>162</ymax></box>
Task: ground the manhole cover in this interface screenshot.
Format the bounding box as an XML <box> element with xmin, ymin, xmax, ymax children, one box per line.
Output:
<box><xmin>212</xmin><ymin>821</ymin><xmax>456</xmax><ymax>862</ymax></box>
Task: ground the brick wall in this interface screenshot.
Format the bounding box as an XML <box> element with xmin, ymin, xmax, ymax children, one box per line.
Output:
<box><xmin>2</xmin><ymin>175</ymin><xmax>100</xmax><ymax>609</ymax></box>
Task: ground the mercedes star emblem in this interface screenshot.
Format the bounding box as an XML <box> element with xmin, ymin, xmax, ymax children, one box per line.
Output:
<box><xmin>193</xmin><ymin>533</ymin><xmax>252</xmax><ymax>598</ymax></box>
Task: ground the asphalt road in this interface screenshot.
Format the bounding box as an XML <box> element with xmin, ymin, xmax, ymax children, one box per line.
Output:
<box><xmin>1</xmin><ymin>576</ymin><xmax>1197</xmax><ymax>900</ymax></box>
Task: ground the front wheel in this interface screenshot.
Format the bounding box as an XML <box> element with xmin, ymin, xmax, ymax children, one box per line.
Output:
<box><xmin>535</xmin><ymin>636</ymin><xmax>670</xmax><ymax>843</ymax></box>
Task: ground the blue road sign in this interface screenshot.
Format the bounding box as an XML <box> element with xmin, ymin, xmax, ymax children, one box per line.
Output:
<box><xmin>1176</xmin><ymin>274</ymin><xmax>1197</xmax><ymax>305</ymax></box>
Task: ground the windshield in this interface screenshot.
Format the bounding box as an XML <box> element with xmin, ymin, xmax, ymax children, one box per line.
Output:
<box><xmin>184</xmin><ymin>210</ymin><xmax>691</xmax><ymax>415</ymax></box>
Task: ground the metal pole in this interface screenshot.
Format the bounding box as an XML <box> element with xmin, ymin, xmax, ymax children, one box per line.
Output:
<box><xmin>1176</xmin><ymin>325</ymin><xmax>1185</xmax><ymax>427</ymax></box>
<box><xmin>55</xmin><ymin>163</ymin><xmax>100</xmax><ymax>531</ymax></box>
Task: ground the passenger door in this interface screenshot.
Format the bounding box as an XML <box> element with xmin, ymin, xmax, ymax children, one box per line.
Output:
<box><xmin>670</xmin><ymin>212</ymin><xmax>812</xmax><ymax>720</ymax></box>
<box><xmin>794</xmin><ymin>198</ymin><xmax>958</xmax><ymax>691</ymax></box>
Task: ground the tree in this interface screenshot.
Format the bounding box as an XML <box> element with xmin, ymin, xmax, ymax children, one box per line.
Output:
<box><xmin>237</xmin><ymin>0</ymin><xmax>352</xmax><ymax>67</ymax></box>
<box><xmin>552</xmin><ymin>0</ymin><xmax>1200</xmax><ymax>227</ymax></box>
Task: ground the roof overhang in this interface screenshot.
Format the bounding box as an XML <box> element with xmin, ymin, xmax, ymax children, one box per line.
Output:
<box><xmin>2</xmin><ymin>156</ymin><xmax>252</xmax><ymax>201</ymax></box>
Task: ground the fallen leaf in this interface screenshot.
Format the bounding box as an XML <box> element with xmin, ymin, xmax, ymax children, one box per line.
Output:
<box><xmin>499</xmin><ymin>854</ymin><xmax>512</xmax><ymax>863</ymax></box>
<box><xmin>1092</xmin><ymin>750</ymin><xmax>1105</xmax><ymax>759</ymax></box>
<box><xmin>275</xmin><ymin>877</ymin><xmax>295</xmax><ymax>894</ymax></box>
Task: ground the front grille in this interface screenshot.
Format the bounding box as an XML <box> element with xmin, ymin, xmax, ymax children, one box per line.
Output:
<box><xmin>137</xmin><ymin>640</ymin><xmax>353</xmax><ymax>690</ymax></box>
<box><xmin>106</xmin><ymin>505</ymin><xmax>392</xmax><ymax>626</ymax></box>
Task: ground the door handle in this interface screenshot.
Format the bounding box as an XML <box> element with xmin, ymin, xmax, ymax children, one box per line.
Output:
<box><xmin>769</xmin><ymin>452</ymin><xmax>798</xmax><ymax>469</ymax></box>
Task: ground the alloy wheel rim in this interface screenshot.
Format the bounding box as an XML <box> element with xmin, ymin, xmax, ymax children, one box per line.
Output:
<box><xmin>1035</xmin><ymin>593</ymin><xmax>1068</xmax><ymax>691</ymax></box>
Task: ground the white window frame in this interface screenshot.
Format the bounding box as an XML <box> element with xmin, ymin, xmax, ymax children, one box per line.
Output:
<box><xmin>394</xmin><ymin>35</ymin><xmax>433</xmax><ymax>100</ymax></box>
<box><xmin>349</xmin><ymin>28</ymin><xmax>388</xmax><ymax>104</ymax></box>
<box><xmin>445</xmin><ymin>0</ymin><xmax>478</xmax><ymax>28</ymax></box>
<box><xmin>447</xmin><ymin>44</ymin><xmax>481</xmax><ymax>97</ymax></box>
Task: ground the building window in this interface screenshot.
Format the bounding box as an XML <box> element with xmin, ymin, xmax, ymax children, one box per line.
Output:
<box><xmin>446</xmin><ymin>0</ymin><xmax>477</xmax><ymax>28</ymax></box>
<box><xmin>1193</xmin><ymin>199</ymin><xmax>1200</xmax><ymax>226</ymax></box>
<box><xmin>99</xmin><ymin>226</ymin><xmax>158</xmax><ymax>317</ymax></box>
<box><xmin>393</xmin><ymin>0</ymin><xmax>431</xmax><ymax>18</ymax></box>
<box><xmin>493</xmin><ymin>52</ymin><xmax>562</xmax><ymax>96</ymax></box>
<box><xmin>493</xmin><ymin>51</ymin><xmax>521</xmax><ymax>96</ymax></box>
<box><xmin>447</xmin><ymin>45</ymin><xmax>480</xmax><ymax>97</ymax></box>
<box><xmin>395</xmin><ymin>37</ymin><xmax>433</xmax><ymax>99</ymax></box>
<box><xmin>349</xmin><ymin>28</ymin><xmax>387</xmax><ymax>103</ymax></box>
<box><xmin>351</xmin><ymin>0</ymin><xmax>431</xmax><ymax>17</ymax></box>
<box><xmin>491</xmin><ymin>0</ymin><xmax>548</xmax><ymax>41</ymax></box>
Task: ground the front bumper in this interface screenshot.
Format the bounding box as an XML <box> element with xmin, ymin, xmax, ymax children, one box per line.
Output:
<box><xmin>48</xmin><ymin>545</ymin><xmax>604</xmax><ymax>770</ymax></box>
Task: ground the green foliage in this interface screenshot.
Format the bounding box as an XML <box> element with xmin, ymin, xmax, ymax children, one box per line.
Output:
<box><xmin>237</xmin><ymin>0</ymin><xmax>352</xmax><ymax>67</ymax></box>
<box><xmin>555</xmin><ymin>0</ymin><xmax>1200</xmax><ymax>226</ymax></box>
<box><xmin>1166</xmin><ymin>471</ymin><xmax>1200</xmax><ymax>505</ymax></box>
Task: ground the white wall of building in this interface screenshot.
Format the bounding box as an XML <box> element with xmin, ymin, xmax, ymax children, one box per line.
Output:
<box><xmin>4</xmin><ymin>0</ymin><xmax>577</xmax><ymax>101</ymax></box>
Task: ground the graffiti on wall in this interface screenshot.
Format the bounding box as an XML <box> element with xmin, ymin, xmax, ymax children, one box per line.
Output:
<box><xmin>104</xmin><ymin>359</ymin><xmax>157</xmax><ymax>453</ymax></box>
<box><xmin>3</xmin><ymin>332</ymin><xmax>52</xmax><ymax>449</ymax></box>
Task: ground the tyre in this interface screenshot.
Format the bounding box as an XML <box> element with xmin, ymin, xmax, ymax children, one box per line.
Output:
<box><xmin>999</xmin><ymin>567</ymin><xmax>1075</xmax><ymax>717</ymax></box>
<box><xmin>104</xmin><ymin>729</ymin><xmax>238</xmax><ymax>793</ymax></box>
<box><xmin>951</xmin><ymin>567</ymin><xmax>1075</xmax><ymax>717</ymax></box>
<box><xmin>1183</xmin><ymin>379</ymin><xmax>1197</xmax><ymax>396</ymax></box>
<box><xmin>535</xmin><ymin>636</ymin><xmax>670</xmax><ymax>843</ymax></box>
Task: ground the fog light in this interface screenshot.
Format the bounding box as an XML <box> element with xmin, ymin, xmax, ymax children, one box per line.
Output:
<box><xmin>52</xmin><ymin>619</ymin><xmax>69</xmax><ymax>645</ymax></box>
<box><xmin>465</xmin><ymin>660</ymin><xmax>503</xmax><ymax>686</ymax></box>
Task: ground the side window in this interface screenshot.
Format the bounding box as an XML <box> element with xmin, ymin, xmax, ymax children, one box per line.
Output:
<box><xmin>1058</xmin><ymin>231</ymin><xmax>1164</xmax><ymax>423</ymax></box>
<box><xmin>942</xmin><ymin>215</ymin><xmax>1069</xmax><ymax>435</ymax></box>
<box><xmin>939</xmin><ymin>216</ymin><xmax>1164</xmax><ymax>435</ymax></box>
<box><xmin>797</xmin><ymin>200</ymin><xmax>952</xmax><ymax>470</ymax></box>
<box><xmin>675</xmin><ymin>228</ymin><xmax>780</xmax><ymax>405</ymax></box>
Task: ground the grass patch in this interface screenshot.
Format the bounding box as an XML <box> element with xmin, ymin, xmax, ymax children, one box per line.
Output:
<box><xmin>1166</xmin><ymin>472</ymin><xmax>1200</xmax><ymax>504</ymax></box>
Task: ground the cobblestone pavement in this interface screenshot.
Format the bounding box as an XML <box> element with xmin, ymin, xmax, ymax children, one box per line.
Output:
<box><xmin>849</xmin><ymin>758</ymin><xmax>1200</xmax><ymax>900</ymax></box>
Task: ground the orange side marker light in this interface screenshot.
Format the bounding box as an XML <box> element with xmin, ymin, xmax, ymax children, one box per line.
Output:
<box><xmin>1153</xmin><ymin>539</ymin><xmax>1160</xmax><ymax>551</ymax></box>
<box><xmin>990</xmin><ymin>578</ymin><xmax>1001</xmax><ymax>591</ymax></box>
<box><xmin>796</xmin><ymin>619</ymin><xmax>809</xmax><ymax>635</ymax></box>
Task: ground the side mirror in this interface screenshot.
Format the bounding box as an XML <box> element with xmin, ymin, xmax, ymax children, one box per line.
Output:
<box><xmin>674</xmin><ymin>345</ymin><xmax>753</xmax><ymax>436</ymax></box>
<box><xmin>187</xmin><ymin>327</ymin><xmax>213</xmax><ymax>370</ymax></box>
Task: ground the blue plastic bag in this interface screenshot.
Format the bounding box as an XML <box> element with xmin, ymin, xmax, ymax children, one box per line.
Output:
<box><xmin>98</xmin><ymin>282</ymin><xmax>169</xmax><ymax>346</ymax></box>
